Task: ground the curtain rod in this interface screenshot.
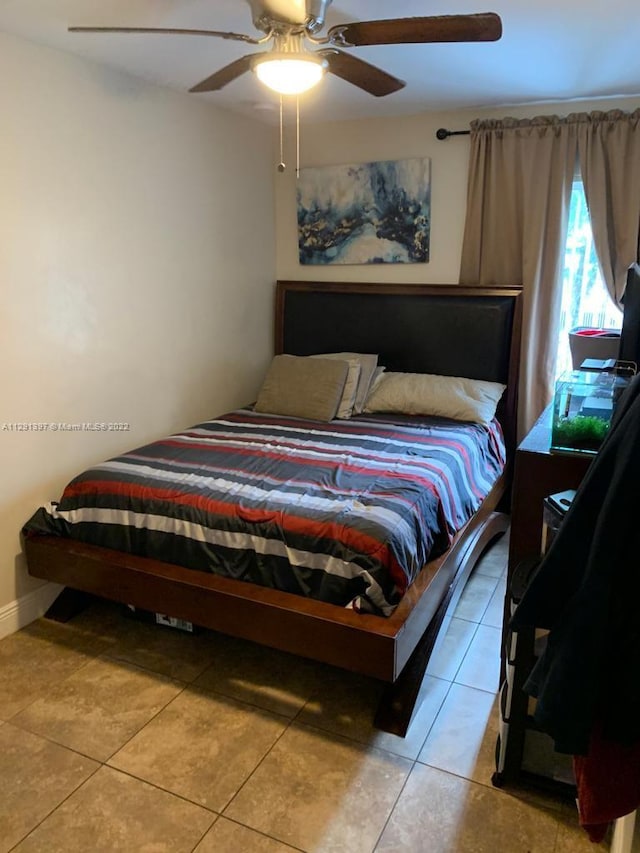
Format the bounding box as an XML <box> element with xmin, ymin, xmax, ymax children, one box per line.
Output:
<box><xmin>435</xmin><ymin>128</ymin><xmax>471</xmax><ymax>140</ymax></box>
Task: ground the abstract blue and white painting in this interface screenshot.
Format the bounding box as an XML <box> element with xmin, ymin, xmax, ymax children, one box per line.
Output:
<box><xmin>297</xmin><ymin>157</ymin><xmax>431</xmax><ymax>265</ymax></box>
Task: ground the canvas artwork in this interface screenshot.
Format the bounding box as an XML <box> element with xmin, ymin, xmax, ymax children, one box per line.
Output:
<box><xmin>297</xmin><ymin>157</ymin><xmax>431</xmax><ymax>265</ymax></box>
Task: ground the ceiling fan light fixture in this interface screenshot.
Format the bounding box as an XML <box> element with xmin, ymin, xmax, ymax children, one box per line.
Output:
<box><xmin>253</xmin><ymin>53</ymin><xmax>327</xmax><ymax>95</ymax></box>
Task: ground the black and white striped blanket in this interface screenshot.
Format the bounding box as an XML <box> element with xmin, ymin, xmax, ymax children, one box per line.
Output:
<box><xmin>26</xmin><ymin>409</ymin><xmax>505</xmax><ymax>615</ymax></box>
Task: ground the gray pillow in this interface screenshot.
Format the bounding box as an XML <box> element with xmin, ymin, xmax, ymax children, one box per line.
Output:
<box><xmin>254</xmin><ymin>355</ymin><xmax>349</xmax><ymax>422</ymax></box>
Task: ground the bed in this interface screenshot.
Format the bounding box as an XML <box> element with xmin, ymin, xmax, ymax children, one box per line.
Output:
<box><xmin>23</xmin><ymin>280</ymin><xmax>522</xmax><ymax>736</ymax></box>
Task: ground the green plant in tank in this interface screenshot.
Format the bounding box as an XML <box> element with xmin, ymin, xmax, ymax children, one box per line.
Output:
<box><xmin>552</xmin><ymin>415</ymin><xmax>610</xmax><ymax>451</ymax></box>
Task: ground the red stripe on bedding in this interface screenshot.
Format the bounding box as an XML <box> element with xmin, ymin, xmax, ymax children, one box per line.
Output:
<box><xmin>123</xmin><ymin>454</ymin><xmax>421</xmax><ymax>513</ymax></box>
<box><xmin>62</xmin><ymin>478</ymin><xmax>408</xmax><ymax>590</ymax></box>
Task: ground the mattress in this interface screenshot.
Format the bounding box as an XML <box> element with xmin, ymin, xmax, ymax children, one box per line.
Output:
<box><xmin>25</xmin><ymin>408</ymin><xmax>505</xmax><ymax>615</ymax></box>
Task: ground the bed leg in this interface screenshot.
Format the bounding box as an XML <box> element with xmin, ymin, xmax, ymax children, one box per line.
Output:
<box><xmin>375</xmin><ymin>511</ymin><xmax>509</xmax><ymax>737</ymax></box>
<box><xmin>374</xmin><ymin>616</ymin><xmax>444</xmax><ymax>737</ymax></box>
<box><xmin>44</xmin><ymin>587</ymin><xmax>92</xmax><ymax>623</ymax></box>
<box><xmin>374</xmin><ymin>585</ymin><xmax>453</xmax><ymax>737</ymax></box>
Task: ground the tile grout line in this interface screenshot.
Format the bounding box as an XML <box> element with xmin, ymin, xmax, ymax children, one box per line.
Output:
<box><xmin>371</xmin><ymin>757</ymin><xmax>419</xmax><ymax>853</ymax></box>
<box><xmin>3</xmin><ymin>717</ymin><xmax>106</xmax><ymax>766</ymax></box>
<box><xmin>216</xmin><ymin>713</ymin><xmax>297</xmax><ymax>829</ymax></box>
<box><xmin>9</xmin><ymin>665</ymin><xmax>192</xmax><ymax>766</ymax></box>
<box><xmin>458</xmin><ymin>567</ymin><xmax>501</xmax><ymax>610</ymax></box>
<box><xmin>95</xmin><ymin>761</ymin><xmax>221</xmax><ymax>817</ymax></box>
<box><xmin>189</xmin><ymin>813</ymin><xmax>221</xmax><ymax>853</ymax></box>
<box><xmin>7</xmin><ymin>760</ymin><xmax>103</xmax><ymax>853</ymax></box>
<box><xmin>3</xmin><ymin>651</ymin><xmax>100</xmax><ymax>725</ymax></box>
<box><xmin>197</xmin><ymin>814</ymin><xmax>308</xmax><ymax>853</ymax></box>
<box><xmin>448</xmin><ymin>620</ymin><xmax>482</xmax><ymax>685</ymax></box>
<box><xmin>478</xmin><ymin>571</ymin><xmax>508</xmax><ymax>629</ymax></box>
<box><xmin>102</xmin><ymin>678</ymin><xmax>191</xmax><ymax>764</ymax></box>
<box><xmin>372</xmin><ymin>677</ymin><xmax>457</xmax><ymax>853</ymax></box>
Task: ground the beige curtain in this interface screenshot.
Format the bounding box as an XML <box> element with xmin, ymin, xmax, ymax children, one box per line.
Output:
<box><xmin>460</xmin><ymin>116</ymin><xmax>578</xmax><ymax>435</ymax></box>
<box><xmin>576</xmin><ymin>109</ymin><xmax>640</xmax><ymax>305</ymax></box>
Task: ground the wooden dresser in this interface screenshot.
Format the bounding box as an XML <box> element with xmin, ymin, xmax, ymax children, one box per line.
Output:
<box><xmin>507</xmin><ymin>404</ymin><xmax>593</xmax><ymax>575</ymax></box>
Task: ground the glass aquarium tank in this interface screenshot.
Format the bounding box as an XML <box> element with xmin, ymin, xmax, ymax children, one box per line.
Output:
<box><xmin>551</xmin><ymin>369</ymin><xmax>631</xmax><ymax>454</ymax></box>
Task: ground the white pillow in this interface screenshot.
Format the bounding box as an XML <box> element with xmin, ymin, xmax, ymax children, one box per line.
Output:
<box><xmin>311</xmin><ymin>355</ymin><xmax>361</xmax><ymax>418</ymax></box>
<box><xmin>364</xmin><ymin>372</ymin><xmax>506</xmax><ymax>425</ymax></box>
<box><xmin>315</xmin><ymin>352</ymin><xmax>379</xmax><ymax>414</ymax></box>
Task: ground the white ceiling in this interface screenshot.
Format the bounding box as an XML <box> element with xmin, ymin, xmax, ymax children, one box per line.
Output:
<box><xmin>1</xmin><ymin>0</ymin><xmax>639</xmax><ymax>124</ymax></box>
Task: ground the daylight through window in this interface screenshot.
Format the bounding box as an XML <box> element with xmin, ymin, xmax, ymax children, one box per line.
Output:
<box><xmin>555</xmin><ymin>180</ymin><xmax>622</xmax><ymax>377</ymax></box>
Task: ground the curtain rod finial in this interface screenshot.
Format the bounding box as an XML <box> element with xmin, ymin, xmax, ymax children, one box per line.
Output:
<box><xmin>436</xmin><ymin>127</ymin><xmax>470</xmax><ymax>140</ymax></box>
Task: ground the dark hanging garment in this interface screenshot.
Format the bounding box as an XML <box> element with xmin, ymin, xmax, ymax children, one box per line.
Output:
<box><xmin>510</xmin><ymin>373</ymin><xmax>640</xmax><ymax>757</ymax></box>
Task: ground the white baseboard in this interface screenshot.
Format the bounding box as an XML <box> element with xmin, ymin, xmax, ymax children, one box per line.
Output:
<box><xmin>0</xmin><ymin>582</ymin><xmax>64</xmax><ymax>640</ymax></box>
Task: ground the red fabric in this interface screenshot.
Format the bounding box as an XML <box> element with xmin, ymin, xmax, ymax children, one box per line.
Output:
<box><xmin>574</xmin><ymin>723</ymin><xmax>640</xmax><ymax>843</ymax></box>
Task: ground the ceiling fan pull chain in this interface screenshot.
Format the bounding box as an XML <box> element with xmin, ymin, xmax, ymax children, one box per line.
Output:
<box><xmin>296</xmin><ymin>96</ymin><xmax>300</xmax><ymax>180</ymax></box>
<box><xmin>277</xmin><ymin>94</ymin><xmax>286</xmax><ymax>173</ymax></box>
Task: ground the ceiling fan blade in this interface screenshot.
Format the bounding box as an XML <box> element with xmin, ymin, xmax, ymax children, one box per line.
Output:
<box><xmin>68</xmin><ymin>26</ymin><xmax>260</xmax><ymax>45</ymax></box>
<box><xmin>327</xmin><ymin>13</ymin><xmax>502</xmax><ymax>47</ymax></box>
<box><xmin>317</xmin><ymin>50</ymin><xmax>405</xmax><ymax>97</ymax></box>
<box><xmin>189</xmin><ymin>55</ymin><xmax>255</xmax><ymax>93</ymax></box>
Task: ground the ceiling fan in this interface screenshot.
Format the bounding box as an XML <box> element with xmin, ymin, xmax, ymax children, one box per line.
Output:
<box><xmin>69</xmin><ymin>0</ymin><xmax>502</xmax><ymax>98</ymax></box>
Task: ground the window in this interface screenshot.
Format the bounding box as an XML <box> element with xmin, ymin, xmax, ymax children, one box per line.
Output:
<box><xmin>555</xmin><ymin>180</ymin><xmax>622</xmax><ymax>378</ymax></box>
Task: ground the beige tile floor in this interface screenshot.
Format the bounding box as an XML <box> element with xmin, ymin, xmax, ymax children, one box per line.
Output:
<box><xmin>0</xmin><ymin>532</ymin><xmax>616</xmax><ymax>852</ymax></box>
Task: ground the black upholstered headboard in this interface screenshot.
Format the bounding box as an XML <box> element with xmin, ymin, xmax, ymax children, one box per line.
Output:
<box><xmin>275</xmin><ymin>281</ymin><xmax>522</xmax><ymax>453</ymax></box>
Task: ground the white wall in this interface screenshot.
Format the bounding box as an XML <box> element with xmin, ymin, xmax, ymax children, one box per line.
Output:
<box><xmin>0</xmin><ymin>32</ymin><xmax>276</xmax><ymax>628</ymax></box>
<box><xmin>276</xmin><ymin>96</ymin><xmax>640</xmax><ymax>283</ymax></box>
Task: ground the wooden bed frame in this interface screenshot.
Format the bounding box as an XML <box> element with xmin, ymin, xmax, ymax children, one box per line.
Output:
<box><xmin>24</xmin><ymin>281</ymin><xmax>522</xmax><ymax>737</ymax></box>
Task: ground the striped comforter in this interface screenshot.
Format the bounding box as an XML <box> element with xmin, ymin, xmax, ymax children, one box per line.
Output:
<box><xmin>25</xmin><ymin>409</ymin><xmax>505</xmax><ymax>615</ymax></box>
